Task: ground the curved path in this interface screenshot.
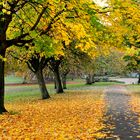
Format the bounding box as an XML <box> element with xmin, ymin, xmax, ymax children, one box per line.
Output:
<box><xmin>103</xmin><ymin>85</ymin><xmax>140</xmax><ymax>140</ymax></box>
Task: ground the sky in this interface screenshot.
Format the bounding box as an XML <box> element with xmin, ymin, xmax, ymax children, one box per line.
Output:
<box><xmin>94</xmin><ymin>0</ymin><xmax>108</xmax><ymax>7</ymax></box>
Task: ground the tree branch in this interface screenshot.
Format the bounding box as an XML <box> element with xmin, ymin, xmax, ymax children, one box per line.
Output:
<box><xmin>7</xmin><ymin>33</ymin><xmax>33</xmax><ymax>47</ymax></box>
<box><xmin>40</xmin><ymin>7</ymin><xmax>66</xmax><ymax>35</ymax></box>
<box><xmin>30</xmin><ymin>5</ymin><xmax>48</xmax><ymax>31</ymax></box>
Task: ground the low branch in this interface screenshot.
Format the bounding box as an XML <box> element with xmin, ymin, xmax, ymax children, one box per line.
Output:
<box><xmin>7</xmin><ymin>33</ymin><xmax>33</xmax><ymax>47</ymax></box>
<box><xmin>27</xmin><ymin>61</ymin><xmax>36</xmax><ymax>73</ymax></box>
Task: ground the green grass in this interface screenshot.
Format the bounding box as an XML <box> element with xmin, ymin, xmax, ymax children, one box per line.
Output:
<box><xmin>126</xmin><ymin>84</ymin><xmax>140</xmax><ymax>93</ymax></box>
<box><xmin>5</xmin><ymin>75</ymin><xmax>24</xmax><ymax>84</ymax></box>
<box><xmin>92</xmin><ymin>82</ymin><xmax>123</xmax><ymax>86</ymax></box>
<box><xmin>66</xmin><ymin>81</ymin><xmax>123</xmax><ymax>90</ymax></box>
<box><xmin>5</xmin><ymin>81</ymin><xmax>122</xmax><ymax>103</ymax></box>
<box><xmin>5</xmin><ymin>84</ymin><xmax>56</xmax><ymax>102</ymax></box>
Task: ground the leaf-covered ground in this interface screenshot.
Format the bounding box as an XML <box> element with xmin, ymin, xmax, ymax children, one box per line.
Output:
<box><xmin>1</xmin><ymin>86</ymin><xmax>140</xmax><ymax>139</ymax></box>
<box><xmin>0</xmin><ymin>90</ymin><xmax>108</xmax><ymax>139</ymax></box>
<box><xmin>129</xmin><ymin>93</ymin><xmax>140</xmax><ymax>139</ymax></box>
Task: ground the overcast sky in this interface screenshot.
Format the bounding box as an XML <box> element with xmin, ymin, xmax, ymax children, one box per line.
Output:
<box><xmin>94</xmin><ymin>0</ymin><xmax>108</xmax><ymax>7</ymax></box>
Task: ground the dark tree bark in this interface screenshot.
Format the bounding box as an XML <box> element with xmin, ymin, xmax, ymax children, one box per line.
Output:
<box><xmin>61</xmin><ymin>69</ymin><xmax>69</xmax><ymax>89</ymax></box>
<box><xmin>0</xmin><ymin>7</ymin><xmax>12</xmax><ymax>113</ymax></box>
<box><xmin>92</xmin><ymin>75</ymin><xmax>95</xmax><ymax>83</ymax></box>
<box><xmin>54</xmin><ymin>79</ymin><xmax>57</xmax><ymax>89</ymax></box>
<box><xmin>53</xmin><ymin>67</ymin><xmax>63</xmax><ymax>93</ymax></box>
<box><xmin>22</xmin><ymin>75</ymin><xmax>27</xmax><ymax>84</ymax></box>
<box><xmin>35</xmin><ymin>69</ymin><xmax>50</xmax><ymax>99</ymax></box>
<box><xmin>138</xmin><ymin>73</ymin><xmax>140</xmax><ymax>84</ymax></box>
<box><xmin>0</xmin><ymin>49</ymin><xmax>7</xmax><ymax>114</ymax></box>
<box><xmin>86</xmin><ymin>74</ymin><xmax>92</xmax><ymax>85</ymax></box>
<box><xmin>27</xmin><ymin>56</ymin><xmax>50</xmax><ymax>99</ymax></box>
<box><xmin>62</xmin><ymin>74</ymin><xmax>67</xmax><ymax>89</ymax></box>
<box><xmin>49</xmin><ymin>57</ymin><xmax>64</xmax><ymax>93</ymax></box>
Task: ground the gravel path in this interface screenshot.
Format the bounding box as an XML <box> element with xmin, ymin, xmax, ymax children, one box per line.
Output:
<box><xmin>103</xmin><ymin>85</ymin><xmax>140</xmax><ymax>140</ymax></box>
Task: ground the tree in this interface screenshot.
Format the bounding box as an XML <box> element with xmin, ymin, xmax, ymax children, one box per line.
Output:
<box><xmin>96</xmin><ymin>0</ymin><xmax>140</xmax><ymax>78</ymax></box>
<box><xmin>8</xmin><ymin>36</ymin><xmax>55</xmax><ymax>99</ymax></box>
<box><xmin>80</xmin><ymin>54</ymin><xmax>96</xmax><ymax>84</ymax></box>
<box><xmin>48</xmin><ymin>56</ymin><xmax>64</xmax><ymax>93</ymax></box>
<box><xmin>4</xmin><ymin>0</ymin><xmax>96</xmax><ymax>102</ymax></box>
<box><xmin>29</xmin><ymin>1</ymin><xmax>103</xmax><ymax>93</ymax></box>
<box><xmin>124</xmin><ymin>47</ymin><xmax>140</xmax><ymax>84</ymax></box>
<box><xmin>59</xmin><ymin>44</ymin><xmax>81</xmax><ymax>89</ymax></box>
<box><xmin>0</xmin><ymin>0</ymin><xmax>48</xmax><ymax>114</ymax></box>
<box><xmin>109</xmin><ymin>0</ymin><xmax>140</xmax><ymax>80</ymax></box>
<box><xmin>94</xmin><ymin>51</ymin><xmax>127</xmax><ymax>76</ymax></box>
<box><xmin>27</xmin><ymin>55</ymin><xmax>51</xmax><ymax>99</ymax></box>
<box><xmin>1</xmin><ymin>0</ymin><xmax>129</xmax><ymax>114</ymax></box>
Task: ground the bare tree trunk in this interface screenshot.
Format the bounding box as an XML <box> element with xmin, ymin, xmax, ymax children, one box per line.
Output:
<box><xmin>86</xmin><ymin>74</ymin><xmax>92</xmax><ymax>85</ymax></box>
<box><xmin>92</xmin><ymin>75</ymin><xmax>95</xmax><ymax>83</ymax></box>
<box><xmin>138</xmin><ymin>73</ymin><xmax>140</xmax><ymax>84</ymax></box>
<box><xmin>0</xmin><ymin>49</ymin><xmax>7</xmax><ymax>114</ymax></box>
<box><xmin>62</xmin><ymin>74</ymin><xmax>67</xmax><ymax>89</ymax></box>
<box><xmin>35</xmin><ymin>69</ymin><xmax>50</xmax><ymax>99</ymax></box>
<box><xmin>53</xmin><ymin>68</ymin><xmax>64</xmax><ymax>93</ymax></box>
<box><xmin>54</xmin><ymin>78</ymin><xmax>57</xmax><ymax>89</ymax></box>
<box><xmin>22</xmin><ymin>75</ymin><xmax>27</xmax><ymax>84</ymax></box>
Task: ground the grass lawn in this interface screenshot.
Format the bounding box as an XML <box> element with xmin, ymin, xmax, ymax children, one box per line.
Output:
<box><xmin>5</xmin><ymin>81</ymin><xmax>123</xmax><ymax>103</ymax></box>
<box><xmin>126</xmin><ymin>84</ymin><xmax>140</xmax><ymax>93</ymax></box>
<box><xmin>5</xmin><ymin>75</ymin><xmax>24</xmax><ymax>84</ymax></box>
<box><xmin>5</xmin><ymin>84</ymin><xmax>55</xmax><ymax>102</ymax></box>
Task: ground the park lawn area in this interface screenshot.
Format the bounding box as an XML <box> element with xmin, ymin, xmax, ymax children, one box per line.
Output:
<box><xmin>5</xmin><ymin>84</ymin><xmax>54</xmax><ymax>102</ymax></box>
<box><xmin>5</xmin><ymin>81</ymin><xmax>123</xmax><ymax>102</ymax></box>
<box><xmin>67</xmin><ymin>81</ymin><xmax>123</xmax><ymax>88</ymax></box>
<box><xmin>5</xmin><ymin>75</ymin><xmax>24</xmax><ymax>84</ymax></box>
<box><xmin>126</xmin><ymin>84</ymin><xmax>140</xmax><ymax>93</ymax></box>
<box><xmin>1</xmin><ymin>89</ymin><xmax>108</xmax><ymax>139</ymax></box>
<box><xmin>2</xmin><ymin>82</ymin><xmax>126</xmax><ymax>139</ymax></box>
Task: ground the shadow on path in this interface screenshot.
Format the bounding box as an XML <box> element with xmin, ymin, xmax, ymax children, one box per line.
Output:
<box><xmin>101</xmin><ymin>85</ymin><xmax>140</xmax><ymax>140</ymax></box>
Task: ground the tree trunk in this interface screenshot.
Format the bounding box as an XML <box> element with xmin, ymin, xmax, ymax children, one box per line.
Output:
<box><xmin>62</xmin><ymin>74</ymin><xmax>67</xmax><ymax>89</ymax></box>
<box><xmin>53</xmin><ymin>68</ymin><xmax>64</xmax><ymax>93</ymax></box>
<box><xmin>54</xmin><ymin>79</ymin><xmax>57</xmax><ymax>89</ymax></box>
<box><xmin>92</xmin><ymin>75</ymin><xmax>95</xmax><ymax>83</ymax></box>
<box><xmin>138</xmin><ymin>73</ymin><xmax>140</xmax><ymax>84</ymax></box>
<box><xmin>35</xmin><ymin>69</ymin><xmax>50</xmax><ymax>99</ymax></box>
<box><xmin>22</xmin><ymin>75</ymin><xmax>27</xmax><ymax>84</ymax></box>
<box><xmin>86</xmin><ymin>74</ymin><xmax>92</xmax><ymax>85</ymax></box>
<box><xmin>0</xmin><ymin>50</ymin><xmax>7</xmax><ymax>114</ymax></box>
